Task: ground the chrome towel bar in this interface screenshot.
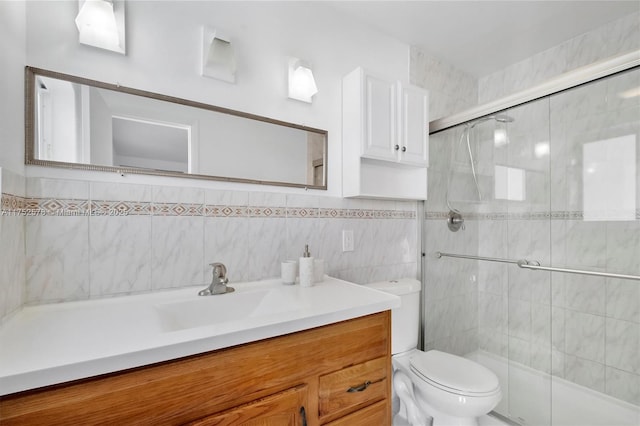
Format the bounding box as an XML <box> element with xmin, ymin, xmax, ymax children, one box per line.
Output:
<box><xmin>435</xmin><ymin>251</ymin><xmax>640</xmax><ymax>282</ymax></box>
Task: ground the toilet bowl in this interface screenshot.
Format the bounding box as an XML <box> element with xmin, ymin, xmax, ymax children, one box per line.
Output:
<box><xmin>394</xmin><ymin>349</ymin><xmax>501</xmax><ymax>426</ymax></box>
<box><xmin>364</xmin><ymin>279</ymin><xmax>502</xmax><ymax>426</ymax></box>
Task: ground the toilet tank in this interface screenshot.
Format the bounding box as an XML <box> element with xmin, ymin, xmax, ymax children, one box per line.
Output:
<box><xmin>364</xmin><ymin>279</ymin><xmax>421</xmax><ymax>355</ymax></box>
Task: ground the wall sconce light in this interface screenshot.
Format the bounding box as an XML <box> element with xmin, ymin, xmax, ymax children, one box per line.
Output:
<box><xmin>288</xmin><ymin>58</ymin><xmax>318</xmax><ymax>103</ymax></box>
<box><xmin>75</xmin><ymin>0</ymin><xmax>126</xmax><ymax>54</ymax></box>
<box><xmin>201</xmin><ymin>27</ymin><xmax>236</xmax><ymax>83</ymax></box>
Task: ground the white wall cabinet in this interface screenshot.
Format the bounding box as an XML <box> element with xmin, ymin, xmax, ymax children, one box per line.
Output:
<box><xmin>342</xmin><ymin>67</ymin><xmax>429</xmax><ymax>200</ymax></box>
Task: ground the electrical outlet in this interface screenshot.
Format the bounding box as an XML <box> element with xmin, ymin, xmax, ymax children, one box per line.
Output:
<box><xmin>342</xmin><ymin>230</ymin><xmax>354</xmax><ymax>252</ymax></box>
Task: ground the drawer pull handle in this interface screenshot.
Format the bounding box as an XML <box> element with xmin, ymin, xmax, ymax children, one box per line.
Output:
<box><xmin>347</xmin><ymin>380</ymin><xmax>372</xmax><ymax>393</ymax></box>
<box><xmin>300</xmin><ymin>406</ymin><xmax>307</xmax><ymax>426</ymax></box>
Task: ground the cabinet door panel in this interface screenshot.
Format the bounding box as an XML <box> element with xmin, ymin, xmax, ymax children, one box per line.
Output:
<box><xmin>187</xmin><ymin>385</ymin><xmax>308</xmax><ymax>426</ymax></box>
<box><xmin>363</xmin><ymin>75</ymin><xmax>396</xmax><ymax>161</ymax></box>
<box><xmin>399</xmin><ymin>85</ymin><xmax>429</xmax><ymax>166</ymax></box>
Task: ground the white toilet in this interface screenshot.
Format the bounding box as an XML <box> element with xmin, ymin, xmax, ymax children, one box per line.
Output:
<box><xmin>365</xmin><ymin>279</ymin><xmax>501</xmax><ymax>426</ymax></box>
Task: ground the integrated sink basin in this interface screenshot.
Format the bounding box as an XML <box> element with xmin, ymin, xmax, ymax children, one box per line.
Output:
<box><xmin>0</xmin><ymin>276</ymin><xmax>400</xmax><ymax>396</ymax></box>
<box><xmin>155</xmin><ymin>286</ymin><xmax>311</xmax><ymax>332</ymax></box>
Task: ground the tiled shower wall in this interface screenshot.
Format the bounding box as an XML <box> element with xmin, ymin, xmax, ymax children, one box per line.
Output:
<box><xmin>410</xmin><ymin>46</ymin><xmax>478</xmax><ymax>121</ymax></box>
<box><xmin>478</xmin><ymin>11</ymin><xmax>640</xmax><ymax>104</ymax></box>
<box><xmin>1</xmin><ymin>177</ymin><xmax>417</xmax><ymax>310</ymax></box>
<box><xmin>545</xmin><ymin>67</ymin><xmax>640</xmax><ymax>405</ymax></box>
<box><xmin>410</xmin><ymin>13</ymin><xmax>640</xmax><ymax>368</ymax></box>
<box><xmin>410</xmin><ymin>11</ymin><xmax>640</xmax><ymax>121</ymax></box>
<box><xmin>475</xmin><ymin>60</ymin><xmax>640</xmax><ymax>407</ymax></box>
<box><xmin>421</xmin><ymin>116</ymin><xmax>480</xmax><ymax>355</ymax></box>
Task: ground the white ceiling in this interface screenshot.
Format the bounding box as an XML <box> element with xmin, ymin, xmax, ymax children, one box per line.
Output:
<box><xmin>327</xmin><ymin>1</ymin><xmax>639</xmax><ymax>78</ymax></box>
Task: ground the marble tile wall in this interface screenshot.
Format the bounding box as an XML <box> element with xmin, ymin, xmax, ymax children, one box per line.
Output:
<box><xmin>410</xmin><ymin>46</ymin><xmax>478</xmax><ymax>122</ymax></box>
<box><xmin>423</xmin><ymin>218</ymin><xmax>479</xmax><ymax>356</ymax></box>
<box><xmin>478</xmin><ymin>11</ymin><xmax>640</xmax><ymax>105</ymax></box>
<box><xmin>16</xmin><ymin>178</ymin><xmax>418</xmax><ymax>305</ymax></box>
<box><xmin>423</xmin><ymin>126</ymin><xmax>480</xmax><ymax>356</ymax></box>
<box><xmin>411</xmin><ymin>12</ymin><xmax>640</xmax><ymax>123</ymax></box>
<box><xmin>0</xmin><ymin>169</ymin><xmax>26</xmax><ymax>324</ymax></box>
<box><xmin>545</xmin><ymin>66</ymin><xmax>640</xmax><ymax>406</ymax></box>
<box><xmin>475</xmin><ymin>217</ymin><xmax>640</xmax><ymax>407</ymax></box>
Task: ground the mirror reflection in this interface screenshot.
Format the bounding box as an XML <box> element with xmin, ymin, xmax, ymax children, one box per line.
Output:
<box><xmin>26</xmin><ymin>67</ymin><xmax>327</xmax><ymax>189</ymax></box>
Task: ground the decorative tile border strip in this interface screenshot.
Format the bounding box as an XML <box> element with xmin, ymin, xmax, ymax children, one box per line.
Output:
<box><xmin>206</xmin><ymin>205</ymin><xmax>248</xmax><ymax>217</ymax></box>
<box><xmin>152</xmin><ymin>202</ymin><xmax>203</xmax><ymax>217</ymax></box>
<box><xmin>1</xmin><ymin>193</ymin><xmax>25</xmax><ymax>211</ymax></box>
<box><xmin>426</xmin><ymin>210</ymin><xmax>557</xmax><ymax>220</ymax></box>
<box><xmin>1</xmin><ymin>193</ymin><xmax>416</xmax><ymax>220</ymax></box>
<box><xmin>3</xmin><ymin>193</ymin><xmax>635</xmax><ymax>221</ymax></box>
<box><xmin>426</xmin><ymin>210</ymin><xmax>640</xmax><ymax>220</ymax></box>
<box><xmin>93</xmin><ymin>200</ymin><xmax>153</xmax><ymax>216</ymax></box>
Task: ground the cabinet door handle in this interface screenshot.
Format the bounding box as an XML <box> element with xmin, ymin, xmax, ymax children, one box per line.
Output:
<box><xmin>401</xmin><ymin>146</ymin><xmax>407</xmax><ymax>152</ymax></box>
<box><xmin>394</xmin><ymin>144</ymin><xmax>400</xmax><ymax>151</ymax></box>
<box><xmin>300</xmin><ymin>406</ymin><xmax>307</xmax><ymax>426</ymax></box>
<box><xmin>347</xmin><ymin>380</ymin><xmax>371</xmax><ymax>393</ymax></box>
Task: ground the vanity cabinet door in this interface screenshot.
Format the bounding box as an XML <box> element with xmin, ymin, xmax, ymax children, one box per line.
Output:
<box><xmin>186</xmin><ymin>385</ymin><xmax>308</xmax><ymax>426</ymax></box>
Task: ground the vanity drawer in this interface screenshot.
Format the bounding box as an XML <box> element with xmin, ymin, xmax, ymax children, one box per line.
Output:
<box><xmin>318</xmin><ymin>356</ymin><xmax>388</xmax><ymax>420</ymax></box>
<box><xmin>323</xmin><ymin>400</ymin><xmax>389</xmax><ymax>426</ymax></box>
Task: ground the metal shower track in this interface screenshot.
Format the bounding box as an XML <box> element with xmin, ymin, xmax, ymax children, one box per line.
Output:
<box><xmin>429</xmin><ymin>49</ymin><xmax>640</xmax><ymax>134</ymax></box>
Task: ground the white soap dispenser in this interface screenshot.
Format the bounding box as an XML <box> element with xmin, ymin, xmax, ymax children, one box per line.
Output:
<box><xmin>299</xmin><ymin>244</ymin><xmax>314</xmax><ymax>287</ymax></box>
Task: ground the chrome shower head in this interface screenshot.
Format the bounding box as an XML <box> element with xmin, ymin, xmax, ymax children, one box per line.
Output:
<box><xmin>468</xmin><ymin>113</ymin><xmax>514</xmax><ymax>128</ymax></box>
<box><xmin>493</xmin><ymin>114</ymin><xmax>514</xmax><ymax>123</ymax></box>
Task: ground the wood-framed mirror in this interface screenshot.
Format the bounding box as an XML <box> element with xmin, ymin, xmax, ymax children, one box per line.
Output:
<box><xmin>25</xmin><ymin>67</ymin><xmax>327</xmax><ymax>190</ymax></box>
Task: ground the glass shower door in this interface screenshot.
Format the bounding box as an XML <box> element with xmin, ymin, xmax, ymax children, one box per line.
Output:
<box><xmin>547</xmin><ymin>66</ymin><xmax>640</xmax><ymax>426</ymax></box>
<box><xmin>500</xmin><ymin>97</ymin><xmax>553</xmax><ymax>426</ymax></box>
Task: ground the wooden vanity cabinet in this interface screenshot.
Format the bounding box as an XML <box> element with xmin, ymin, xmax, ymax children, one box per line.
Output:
<box><xmin>0</xmin><ymin>311</ymin><xmax>391</xmax><ymax>426</ymax></box>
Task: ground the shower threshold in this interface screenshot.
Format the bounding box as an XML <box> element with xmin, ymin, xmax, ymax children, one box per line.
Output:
<box><xmin>468</xmin><ymin>350</ymin><xmax>640</xmax><ymax>426</ymax></box>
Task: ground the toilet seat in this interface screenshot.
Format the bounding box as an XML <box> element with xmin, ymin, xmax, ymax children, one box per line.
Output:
<box><xmin>409</xmin><ymin>350</ymin><xmax>500</xmax><ymax>397</ymax></box>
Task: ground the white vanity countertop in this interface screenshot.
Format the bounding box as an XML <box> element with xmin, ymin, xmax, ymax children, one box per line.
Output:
<box><xmin>0</xmin><ymin>277</ymin><xmax>400</xmax><ymax>396</ymax></box>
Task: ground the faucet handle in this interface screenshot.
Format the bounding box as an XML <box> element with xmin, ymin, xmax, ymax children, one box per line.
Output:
<box><xmin>209</xmin><ymin>262</ymin><xmax>228</xmax><ymax>283</ymax></box>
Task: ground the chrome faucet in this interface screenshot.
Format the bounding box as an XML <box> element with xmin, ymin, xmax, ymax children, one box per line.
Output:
<box><xmin>198</xmin><ymin>262</ymin><xmax>235</xmax><ymax>296</ymax></box>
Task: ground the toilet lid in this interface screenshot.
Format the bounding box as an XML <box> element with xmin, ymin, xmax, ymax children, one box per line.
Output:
<box><xmin>410</xmin><ymin>350</ymin><xmax>500</xmax><ymax>395</ymax></box>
